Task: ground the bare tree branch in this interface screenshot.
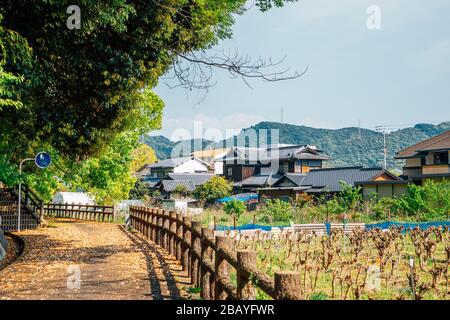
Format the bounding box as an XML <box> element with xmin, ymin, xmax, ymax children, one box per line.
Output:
<box><xmin>162</xmin><ymin>49</ymin><xmax>307</xmax><ymax>90</ymax></box>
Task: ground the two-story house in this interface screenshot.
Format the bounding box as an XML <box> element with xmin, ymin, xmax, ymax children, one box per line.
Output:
<box><xmin>395</xmin><ymin>130</ymin><xmax>450</xmax><ymax>184</ymax></box>
<box><xmin>221</xmin><ymin>145</ymin><xmax>330</xmax><ymax>182</ymax></box>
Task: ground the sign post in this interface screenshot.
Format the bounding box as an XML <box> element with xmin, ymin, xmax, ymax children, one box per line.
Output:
<box><xmin>17</xmin><ymin>152</ymin><xmax>51</xmax><ymax>232</ymax></box>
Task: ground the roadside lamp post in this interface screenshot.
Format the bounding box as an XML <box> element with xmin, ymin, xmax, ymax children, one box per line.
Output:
<box><xmin>17</xmin><ymin>152</ymin><xmax>51</xmax><ymax>233</ymax></box>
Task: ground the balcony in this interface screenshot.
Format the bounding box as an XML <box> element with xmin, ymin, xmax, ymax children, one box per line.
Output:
<box><xmin>422</xmin><ymin>164</ymin><xmax>450</xmax><ymax>175</ymax></box>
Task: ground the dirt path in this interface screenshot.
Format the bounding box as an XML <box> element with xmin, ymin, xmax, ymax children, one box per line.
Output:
<box><xmin>0</xmin><ymin>219</ymin><xmax>190</xmax><ymax>300</ymax></box>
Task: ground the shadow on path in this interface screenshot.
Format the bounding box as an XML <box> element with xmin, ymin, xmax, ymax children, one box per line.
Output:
<box><xmin>120</xmin><ymin>227</ymin><xmax>185</xmax><ymax>300</ymax></box>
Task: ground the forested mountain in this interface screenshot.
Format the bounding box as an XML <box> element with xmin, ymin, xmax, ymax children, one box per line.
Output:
<box><xmin>143</xmin><ymin>121</ymin><xmax>450</xmax><ymax>169</ymax></box>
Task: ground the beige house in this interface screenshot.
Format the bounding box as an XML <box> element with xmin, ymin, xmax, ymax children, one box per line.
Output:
<box><xmin>395</xmin><ymin>130</ymin><xmax>450</xmax><ymax>184</ymax></box>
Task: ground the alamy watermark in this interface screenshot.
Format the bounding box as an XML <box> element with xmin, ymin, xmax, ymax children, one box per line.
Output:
<box><xmin>67</xmin><ymin>265</ymin><xmax>81</xmax><ymax>290</ymax></box>
<box><xmin>367</xmin><ymin>5</ymin><xmax>382</xmax><ymax>30</ymax></box>
<box><xmin>66</xmin><ymin>5</ymin><xmax>81</xmax><ymax>30</ymax></box>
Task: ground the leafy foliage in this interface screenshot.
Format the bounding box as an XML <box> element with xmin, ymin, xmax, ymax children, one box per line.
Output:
<box><xmin>0</xmin><ymin>13</ymin><xmax>31</xmax><ymax>110</ymax></box>
<box><xmin>131</xmin><ymin>144</ymin><xmax>157</xmax><ymax>173</ymax></box>
<box><xmin>172</xmin><ymin>184</ymin><xmax>192</xmax><ymax>198</ymax></box>
<box><xmin>193</xmin><ymin>176</ymin><xmax>232</xmax><ymax>203</ymax></box>
<box><xmin>396</xmin><ymin>180</ymin><xmax>450</xmax><ymax>220</ymax></box>
<box><xmin>223</xmin><ymin>199</ymin><xmax>246</xmax><ymax>218</ymax></box>
<box><xmin>258</xmin><ymin>199</ymin><xmax>294</xmax><ymax>223</ymax></box>
<box><xmin>338</xmin><ymin>181</ymin><xmax>362</xmax><ymax>211</ymax></box>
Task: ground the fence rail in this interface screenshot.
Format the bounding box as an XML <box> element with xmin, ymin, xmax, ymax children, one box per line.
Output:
<box><xmin>44</xmin><ymin>203</ymin><xmax>114</xmax><ymax>222</ymax></box>
<box><xmin>129</xmin><ymin>206</ymin><xmax>302</xmax><ymax>300</ymax></box>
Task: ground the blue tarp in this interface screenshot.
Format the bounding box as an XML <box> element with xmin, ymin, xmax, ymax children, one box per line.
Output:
<box><xmin>366</xmin><ymin>221</ymin><xmax>450</xmax><ymax>232</ymax></box>
<box><xmin>215</xmin><ymin>221</ymin><xmax>450</xmax><ymax>233</ymax></box>
<box><xmin>214</xmin><ymin>223</ymin><xmax>288</xmax><ymax>231</ymax></box>
<box><xmin>217</xmin><ymin>193</ymin><xmax>259</xmax><ymax>203</ymax></box>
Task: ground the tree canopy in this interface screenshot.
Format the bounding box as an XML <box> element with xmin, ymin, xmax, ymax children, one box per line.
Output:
<box><xmin>0</xmin><ymin>0</ymin><xmax>297</xmax><ymax>202</ymax></box>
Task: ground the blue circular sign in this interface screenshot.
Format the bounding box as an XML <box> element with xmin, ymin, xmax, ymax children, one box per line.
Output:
<box><xmin>35</xmin><ymin>152</ymin><xmax>51</xmax><ymax>169</ymax></box>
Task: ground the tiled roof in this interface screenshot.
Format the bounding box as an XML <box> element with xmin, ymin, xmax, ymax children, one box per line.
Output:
<box><xmin>167</xmin><ymin>173</ymin><xmax>214</xmax><ymax>186</ymax></box>
<box><xmin>222</xmin><ymin>145</ymin><xmax>329</xmax><ymax>163</ymax></box>
<box><xmin>396</xmin><ymin>130</ymin><xmax>450</xmax><ymax>158</ymax></box>
<box><xmin>283</xmin><ymin>173</ymin><xmax>307</xmax><ymax>186</ymax></box>
<box><xmin>301</xmin><ymin>167</ymin><xmax>389</xmax><ymax>192</ymax></box>
<box><xmin>239</xmin><ymin>174</ymin><xmax>283</xmax><ymax>187</ymax></box>
<box><xmin>148</xmin><ymin>156</ymin><xmax>193</xmax><ymax>169</ymax></box>
<box><xmin>161</xmin><ymin>180</ymin><xmax>196</xmax><ymax>192</ymax></box>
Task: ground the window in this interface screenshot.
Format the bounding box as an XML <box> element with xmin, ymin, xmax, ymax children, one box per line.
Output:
<box><xmin>279</xmin><ymin>162</ymin><xmax>289</xmax><ymax>173</ymax></box>
<box><xmin>227</xmin><ymin>167</ymin><xmax>233</xmax><ymax>176</ymax></box>
<box><xmin>433</xmin><ymin>152</ymin><xmax>449</xmax><ymax>165</ymax></box>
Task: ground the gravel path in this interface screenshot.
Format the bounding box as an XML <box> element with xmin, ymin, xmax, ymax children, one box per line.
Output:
<box><xmin>0</xmin><ymin>218</ymin><xmax>189</xmax><ymax>300</ymax></box>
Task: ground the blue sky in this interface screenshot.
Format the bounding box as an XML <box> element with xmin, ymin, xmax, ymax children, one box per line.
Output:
<box><xmin>152</xmin><ymin>0</ymin><xmax>450</xmax><ymax>141</ymax></box>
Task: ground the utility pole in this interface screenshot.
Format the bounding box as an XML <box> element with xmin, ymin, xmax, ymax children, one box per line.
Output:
<box><xmin>375</xmin><ymin>125</ymin><xmax>388</xmax><ymax>170</ymax></box>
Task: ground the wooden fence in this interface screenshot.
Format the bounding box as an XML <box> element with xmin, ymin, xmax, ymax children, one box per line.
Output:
<box><xmin>44</xmin><ymin>203</ymin><xmax>114</xmax><ymax>222</ymax></box>
<box><xmin>129</xmin><ymin>206</ymin><xmax>302</xmax><ymax>300</ymax></box>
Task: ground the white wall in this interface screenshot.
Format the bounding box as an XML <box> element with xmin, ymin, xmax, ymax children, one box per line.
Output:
<box><xmin>174</xmin><ymin>159</ymin><xmax>208</xmax><ymax>173</ymax></box>
<box><xmin>214</xmin><ymin>161</ymin><xmax>224</xmax><ymax>175</ymax></box>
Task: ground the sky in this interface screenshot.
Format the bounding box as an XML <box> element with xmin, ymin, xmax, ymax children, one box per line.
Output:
<box><xmin>152</xmin><ymin>0</ymin><xmax>450</xmax><ymax>142</ymax></box>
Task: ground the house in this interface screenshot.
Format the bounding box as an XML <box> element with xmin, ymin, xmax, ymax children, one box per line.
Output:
<box><xmin>191</xmin><ymin>148</ymin><xmax>230</xmax><ymax>174</ymax></box>
<box><xmin>160</xmin><ymin>180</ymin><xmax>197</xmax><ymax>199</ymax></box>
<box><xmin>145</xmin><ymin>156</ymin><xmax>209</xmax><ymax>178</ymax></box>
<box><xmin>395</xmin><ymin>130</ymin><xmax>450</xmax><ymax>184</ymax></box>
<box><xmin>152</xmin><ymin>173</ymin><xmax>215</xmax><ymax>199</ymax></box>
<box><xmin>255</xmin><ymin>167</ymin><xmax>407</xmax><ymax>202</ymax></box>
<box><xmin>221</xmin><ymin>145</ymin><xmax>330</xmax><ymax>182</ymax></box>
<box><xmin>161</xmin><ymin>198</ymin><xmax>203</xmax><ymax>215</ymax></box>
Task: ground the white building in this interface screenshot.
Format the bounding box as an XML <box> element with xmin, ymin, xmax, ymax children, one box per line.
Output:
<box><xmin>191</xmin><ymin>148</ymin><xmax>230</xmax><ymax>175</ymax></box>
<box><xmin>51</xmin><ymin>192</ymin><xmax>95</xmax><ymax>205</ymax></box>
<box><xmin>146</xmin><ymin>156</ymin><xmax>209</xmax><ymax>178</ymax></box>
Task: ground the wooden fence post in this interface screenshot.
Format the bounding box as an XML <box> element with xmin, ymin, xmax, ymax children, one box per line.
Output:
<box><xmin>176</xmin><ymin>213</ymin><xmax>183</xmax><ymax>261</ymax></box>
<box><xmin>151</xmin><ymin>209</ymin><xmax>157</xmax><ymax>242</ymax></box>
<box><xmin>214</xmin><ymin>236</ymin><xmax>230</xmax><ymax>300</ymax></box>
<box><xmin>163</xmin><ymin>210</ymin><xmax>170</xmax><ymax>250</ymax></box>
<box><xmin>157</xmin><ymin>209</ymin><xmax>163</xmax><ymax>246</ymax></box>
<box><xmin>237</xmin><ymin>250</ymin><xmax>257</xmax><ymax>299</ymax></box>
<box><xmin>191</xmin><ymin>221</ymin><xmax>202</xmax><ymax>287</ymax></box>
<box><xmin>274</xmin><ymin>271</ymin><xmax>302</xmax><ymax>300</ymax></box>
<box><xmin>169</xmin><ymin>211</ymin><xmax>177</xmax><ymax>256</ymax></box>
<box><xmin>182</xmin><ymin>216</ymin><xmax>192</xmax><ymax>277</ymax></box>
<box><xmin>200</xmin><ymin>227</ymin><xmax>214</xmax><ymax>300</ymax></box>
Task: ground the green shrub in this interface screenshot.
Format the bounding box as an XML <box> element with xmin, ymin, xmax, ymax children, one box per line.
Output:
<box><xmin>258</xmin><ymin>199</ymin><xmax>294</xmax><ymax>223</ymax></box>
<box><xmin>193</xmin><ymin>176</ymin><xmax>233</xmax><ymax>203</ymax></box>
<box><xmin>223</xmin><ymin>199</ymin><xmax>246</xmax><ymax>218</ymax></box>
<box><xmin>371</xmin><ymin>196</ymin><xmax>400</xmax><ymax>220</ymax></box>
<box><xmin>397</xmin><ymin>180</ymin><xmax>450</xmax><ymax>220</ymax></box>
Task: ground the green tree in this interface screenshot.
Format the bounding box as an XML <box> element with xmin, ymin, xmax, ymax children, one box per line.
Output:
<box><xmin>194</xmin><ymin>176</ymin><xmax>232</xmax><ymax>203</ymax></box>
<box><xmin>371</xmin><ymin>196</ymin><xmax>400</xmax><ymax>220</ymax></box>
<box><xmin>131</xmin><ymin>144</ymin><xmax>157</xmax><ymax>173</ymax></box>
<box><xmin>223</xmin><ymin>199</ymin><xmax>246</xmax><ymax>218</ymax></box>
<box><xmin>0</xmin><ymin>13</ymin><xmax>31</xmax><ymax>110</ymax></box>
<box><xmin>258</xmin><ymin>199</ymin><xmax>294</xmax><ymax>223</ymax></box>
<box><xmin>337</xmin><ymin>181</ymin><xmax>362</xmax><ymax>212</ymax></box>
<box><xmin>397</xmin><ymin>180</ymin><xmax>450</xmax><ymax>220</ymax></box>
<box><xmin>172</xmin><ymin>184</ymin><xmax>191</xmax><ymax>199</ymax></box>
<box><xmin>0</xmin><ymin>0</ymin><xmax>296</xmax><ymax>162</ymax></box>
<box><xmin>0</xmin><ymin>1</ymin><xmax>297</xmax><ymax>200</ymax></box>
